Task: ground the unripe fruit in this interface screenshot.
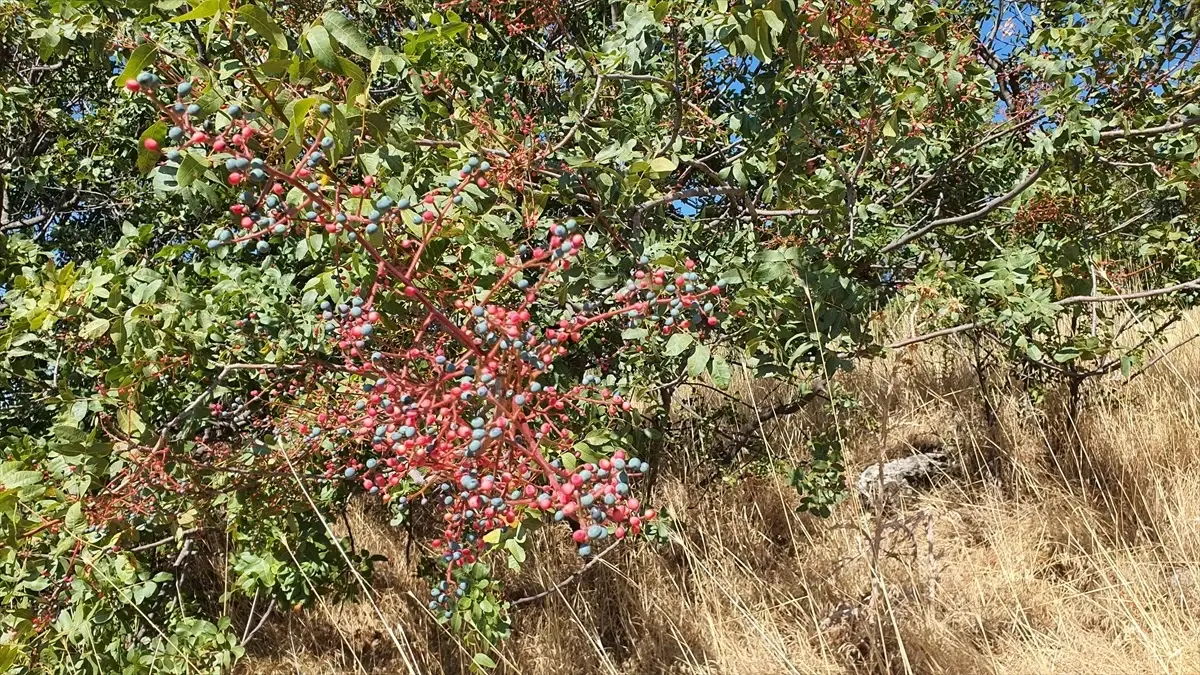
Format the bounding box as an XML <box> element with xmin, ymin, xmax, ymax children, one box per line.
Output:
<box><xmin>142</xmin><ymin>138</ymin><xmax>159</xmax><ymax>152</ymax></box>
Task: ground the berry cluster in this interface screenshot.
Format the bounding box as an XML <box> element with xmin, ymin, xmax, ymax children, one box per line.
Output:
<box><xmin>128</xmin><ymin>70</ymin><xmax>728</xmax><ymax>587</ymax></box>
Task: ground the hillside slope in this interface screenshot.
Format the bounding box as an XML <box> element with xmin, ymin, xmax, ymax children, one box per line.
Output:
<box><xmin>241</xmin><ymin>317</ymin><xmax>1200</xmax><ymax>674</ymax></box>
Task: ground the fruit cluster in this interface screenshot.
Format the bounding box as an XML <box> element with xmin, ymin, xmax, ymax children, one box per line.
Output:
<box><xmin>129</xmin><ymin>71</ymin><xmax>728</xmax><ymax>583</ymax></box>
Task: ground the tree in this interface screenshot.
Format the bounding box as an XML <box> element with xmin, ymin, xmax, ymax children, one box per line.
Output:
<box><xmin>4</xmin><ymin>0</ymin><xmax>1200</xmax><ymax>671</ymax></box>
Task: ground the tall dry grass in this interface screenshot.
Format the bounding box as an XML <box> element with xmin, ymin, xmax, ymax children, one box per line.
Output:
<box><xmin>239</xmin><ymin>314</ymin><xmax>1200</xmax><ymax>674</ymax></box>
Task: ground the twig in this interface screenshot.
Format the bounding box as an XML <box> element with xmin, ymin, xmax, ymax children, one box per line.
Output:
<box><xmin>509</xmin><ymin>541</ymin><xmax>622</xmax><ymax>606</ymax></box>
<box><xmin>0</xmin><ymin>194</ymin><xmax>80</xmax><ymax>232</ymax></box>
<box><xmin>890</xmin><ymin>276</ymin><xmax>1200</xmax><ymax>350</ymax></box>
<box><xmin>889</xmin><ymin>323</ymin><xmax>979</xmax><ymax>349</ymax></box>
<box><xmin>128</xmin><ymin>528</ymin><xmax>200</xmax><ymax>553</ymax></box>
<box><xmin>548</xmin><ymin>68</ymin><xmax>605</xmax><ymax>155</ymax></box>
<box><xmin>879</xmin><ymin>163</ymin><xmax>1048</xmax><ymax>254</ymax></box>
<box><xmin>242</xmin><ymin>597</ymin><xmax>276</xmax><ymax>645</ymax></box>
<box><xmin>891</xmin><ymin>116</ymin><xmax>1042</xmax><ymax>210</ymax></box>
<box><xmin>1099</xmin><ymin>116</ymin><xmax>1200</xmax><ymax>140</ymax></box>
<box><xmin>1128</xmin><ymin>332</ymin><xmax>1200</xmax><ymax>381</ymax></box>
<box><xmin>722</xmin><ymin>380</ymin><xmax>828</xmax><ymax>452</ymax></box>
<box><xmin>1058</xmin><ymin>277</ymin><xmax>1200</xmax><ymax>305</ymax></box>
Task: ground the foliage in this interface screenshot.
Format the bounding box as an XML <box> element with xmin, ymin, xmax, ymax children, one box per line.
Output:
<box><xmin>789</xmin><ymin>431</ymin><xmax>847</xmax><ymax>518</ymax></box>
<box><xmin>5</xmin><ymin>0</ymin><xmax>1200</xmax><ymax>671</ymax></box>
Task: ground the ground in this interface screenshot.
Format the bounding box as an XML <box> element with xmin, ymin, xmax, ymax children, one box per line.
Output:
<box><xmin>239</xmin><ymin>315</ymin><xmax>1200</xmax><ymax>674</ymax></box>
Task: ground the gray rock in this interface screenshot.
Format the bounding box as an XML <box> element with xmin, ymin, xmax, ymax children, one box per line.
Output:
<box><xmin>856</xmin><ymin>451</ymin><xmax>949</xmax><ymax>500</ymax></box>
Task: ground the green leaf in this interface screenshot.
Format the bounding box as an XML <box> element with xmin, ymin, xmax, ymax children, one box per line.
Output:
<box><xmin>947</xmin><ymin>69</ymin><xmax>963</xmax><ymax>90</ymax></box>
<box><xmin>504</xmin><ymin>538</ymin><xmax>526</xmax><ymax>563</ymax></box>
<box><xmin>176</xmin><ymin>153</ymin><xmax>205</xmax><ymax>188</ymax></box>
<box><xmin>306</xmin><ymin>25</ymin><xmax>341</xmax><ymax>73</ymax></box>
<box><xmin>687</xmin><ymin>343</ymin><xmax>711</xmax><ymax>377</ymax></box>
<box><xmin>621</xmin><ymin>327</ymin><xmax>649</xmax><ymax>341</ymax></box>
<box><xmin>1025</xmin><ymin>344</ymin><xmax>1044</xmax><ymax>362</ymax></box>
<box><xmin>237</xmin><ymin>4</ymin><xmax>288</xmax><ymax>50</ymax></box>
<box><xmin>285</xmin><ymin>97</ymin><xmax>318</xmax><ymax>145</ymax></box>
<box><xmin>337</xmin><ymin>56</ymin><xmax>367</xmax><ymax>85</ymax></box>
<box><xmin>0</xmin><ymin>462</ymin><xmax>42</xmax><ymax>489</ymax></box>
<box><xmin>323</xmin><ymin>11</ymin><xmax>372</xmax><ymax>58</ymax></box>
<box><xmin>170</xmin><ymin>0</ymin><xmax>222</xmax><ymax>23</ymax></box>
<box><xmin>472</xmin><ymin>653</ymin><xmax>497</xmax><ymax>669</ymax></box>
<box><xmin>117</xmin><ymin>409</ymin><xmax>146</xmax><ymax>436</ymax></box>
<box><xmin>482</xmin><ymin>528</ymin><xmax>502</xmax><ymax>544</ymax></box>
<box><xmin>192</xmin><ymin>85</ymin><xmax>223</xmax><ymax>118</ymax></box>
<box><xmin>64</xmin><ymin>502</ymin><xmax>86</xmax><ymax>534</ymax></box>
<box><xmin>137</xmin><ymin>121</ymin><xmax>167</xmax><ymax>175</ymax></box>
<box><xmin>0</xmin><ymin>645</ymin><xmax>20</xmax><ymax>672</ymax></box>
<box><xmin>709</xmin><ymin>353</ymin><xmax>732</xmax><ymax>389</ymax></box>
<box><xmin>663</xmin><ymin>332</ymin><xmax>694</xmax><ymax>356</ymax></box>
<box><xmin>648</xmin><ymin>156</ymin><xmax>677</xmax><ymax>174</ymax></box>
<box><xmin>1052</xmin><ymin>347</ymin><xmax>1081</xmax><ymax>363</ymax></box>
<box><xmin>70</xmin><ymin>400</ymin><xmax>89</xmax><ymax>423</ymax></box>
<box><xmin>80</xmin><ymin>317</ymin><xmax>111</xmax><ymax>339</ymax></box>
<box><xmin>624</xmin><ymin>3</ymin><xmax>656</xmax><ymax>38</ymax></box>
<box><xmin>590</xmin><ymin>271</ymin><xmax>619</xmax><ymax>289</ymax></box>
<box><xmin>116</xmin><ymin>43</ymin><xmax>156</xmax><ymax>89</ymax></box>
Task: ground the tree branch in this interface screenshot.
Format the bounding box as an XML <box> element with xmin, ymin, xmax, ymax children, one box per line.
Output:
<box><xmin>549</xmin><ymin>68</ymin><xmax>605</xmax><ymax>155</ymax></box>
<box><xmin>1099</xmin><ymin>116</ymin><xmax>1200</xmax><ymax>140</ymax></box>
<box><xmin>724</xmin><ymin>380</ymin><xmax>828</xmax><ymax>452</ymax></box>
<box><xmin>889</xmin><ymin>276</ymin><xmax>1200</xmax><ymax>350</ymax></box>
<box><xmin>889</xmin><ymin>323</ymin><xmax>979</xmax><ymax>349</ymax></box>
<box><xmin>509</xmin><ymin>541</ymin><xmax>622</xmax><ymax>606</ymax></box>
<box><xmin>1057</xmin><ymin>277</ymin><xmax>1200</xmax><ymax>305</ymax></box>
<box><xmin>879</xmin><ymin>163</ymin><xmax>1048</xmax><ymax>255</ymax></box>
<box><xmin>0</xmin><ymin>194</ymin><xmax>80</xmax><ymax>233</ymax></box>
<box><xmin>602</xmin><ymin>73</ymin><xmax>682</xmax><ymax>156</ymax></box>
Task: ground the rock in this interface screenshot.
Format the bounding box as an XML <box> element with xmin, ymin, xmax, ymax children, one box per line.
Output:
<box><xmin>855</xmin><ymin>451</ymin><xmax>949</xmax><ymax>501</ymax></box>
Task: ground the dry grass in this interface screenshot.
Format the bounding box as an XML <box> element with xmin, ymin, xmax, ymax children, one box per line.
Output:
<box><xmin>239</xmin><ymin>315</ymin><xmax>1200</xmax><ymax>674</ymax></box>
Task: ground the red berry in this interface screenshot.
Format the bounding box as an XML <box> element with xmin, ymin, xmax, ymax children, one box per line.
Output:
<box><xmin>142</xmin><ymin>138</ymin><xmax>159</xmax><ymax>152</ymax></box>
<box><xmin>228</xmin><ymin>172</ymin><xmax>243</xmax><ymax>185</ymax></box>
<box><xmin>125</xmin><ymin>79</ymin><xmax>140</xmax><ymax>91</ymax></box>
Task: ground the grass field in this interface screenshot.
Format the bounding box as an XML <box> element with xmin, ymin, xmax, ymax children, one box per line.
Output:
<box><xmin>239</xmin><ymin>315</ymin><xmax>1200</xmax><ymax>674</ymax></box>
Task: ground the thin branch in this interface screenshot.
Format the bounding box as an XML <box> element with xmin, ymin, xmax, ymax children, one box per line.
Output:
<box><xmin>1057</xmin><ymin>276</ymin><xmax>1200</xmax><ymax>305</ymax></box>
<box><xmin>724</xmin><ymin>381</ymin><xmax>828</xmax><ymax>452</ymax></box>
<box><xmin>888</xmin><ymin>323</ymin><xmax>979</xmax><ymax>349</ymax></box>
<box><xmin>0</xmin><ymin>194</ymin><xmax>80</xmax><ymax>232</ymax></box>
<box><xmin>879</xmin><ymin>163</ymin><xmax>1048</xmax><ymax>255</ymax></box>
<box><xmin>1098</xmin><ymin>116</ymin><xmax>1200</xmax><ymax>140</ymax></box>
<box><xmin>411</xmin><ymin>138</ymin><xmax>511</xmax><ymax>158</ymax></box>
<box><xmin>509</xmin><ymin>541</ymin><xmax>622</xmax><ymax>606</ymax></box>
<box><xmin>1128</xmin><ymin>332</ymin><xmax>1200</xmax><ymax>381</ymax></box>
<box><xmin>128</xmin><ymin>528</ymin><xmax>201</xmax><ymax>553</ymax></box>
<box><xmin>634</xmin><ymin>186</ymin><xmax>742</xmax><ymax>214</ymax></box>
<box><xmin>890</xmin><ymin>277</ymin><xmax>1200</xmax><ymax>350</ymax></box>
<box><xmin>242</xmin><ymin>598</ymin><xmax>276</xmax><ymax>645</ymax></box>
<box><xmin>549</xmin><ymin>68</ymin><xmax>605</xmax><ymax>155</ymax></box>
<box><xmin>892</xmin><ymin>116</ymin><xmax>1042</xmax><ymax>210</ymax></box>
